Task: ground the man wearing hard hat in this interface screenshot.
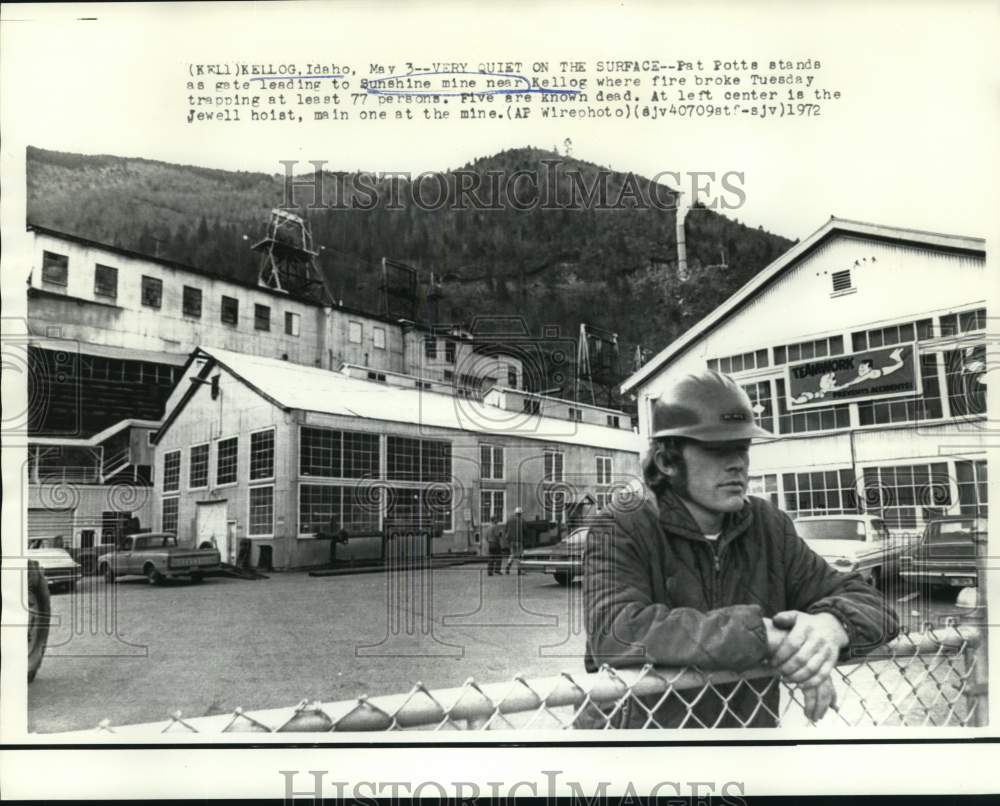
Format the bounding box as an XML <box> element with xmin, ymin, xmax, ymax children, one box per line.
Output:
<box><xmin>580</xmin><ymin>370</ymin><xmax>898</xmax><ymax>728</ymax></box>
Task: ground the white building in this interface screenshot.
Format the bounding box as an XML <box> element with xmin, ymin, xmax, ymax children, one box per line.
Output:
<box><xmin>622</xmin><ymin>217</ymin><xmax>989</xmax><ymax>534</ymax></box>
<box><xmin>153</xmin><ymin>347</ymin><xmax>642</xmax><ymax>569</ymax></box>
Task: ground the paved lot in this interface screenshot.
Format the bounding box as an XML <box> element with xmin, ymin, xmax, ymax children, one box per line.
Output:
<box><xmin>28</xmin><ymin>567</ymin><xmax>976</xmax><ymax>733</ymax></box>
<box><xmin>29</xmin><ymin>567</ymin><xmax>588</xmax><ymax>733</ymax></box>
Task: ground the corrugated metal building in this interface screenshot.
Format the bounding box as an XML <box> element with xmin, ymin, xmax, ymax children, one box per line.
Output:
<box><xmin>153</xmin><ymin>347</ymin><xmax>642</xmax><ymax>569</ymax></box>
<box><xmin>622</xmin><ymin>217</ymin><xmax>989</xmax><ymax>535</ymax></box>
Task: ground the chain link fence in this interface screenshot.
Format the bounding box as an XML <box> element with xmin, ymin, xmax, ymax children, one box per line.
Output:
<box><xmin>61</xmin><ymin>625</ymin><xmax>986</xmax><ymax>735</ymax></box>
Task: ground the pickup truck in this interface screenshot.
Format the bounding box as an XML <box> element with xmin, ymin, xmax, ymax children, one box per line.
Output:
<box><xmin>795</xmin><ymin>514</ymin><xmax>913</xmax><ymax>589</ymax></box>
<box><xmin>98</xmin><ymin>532</ymin><xmax>221</xmax><ymax>584</ymax></box>
<box><xmin>900</xmin><ymin>516</ymin><xmax>986</xmax><ymax>592</ymax></box>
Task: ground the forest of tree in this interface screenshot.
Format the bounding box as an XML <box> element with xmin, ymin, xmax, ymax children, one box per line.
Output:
<box><xmin>26</xmin><ymin>145</ymin><xmax>793</xmax><ymax>408</ymax></box>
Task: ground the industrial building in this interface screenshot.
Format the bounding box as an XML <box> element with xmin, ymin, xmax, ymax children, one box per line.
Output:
<box><xmin>622</xmin><ymin>217</ymin><xmax>989</xmax><ymax>533</ymax></box>
<box><xmin>23</xmin><ymin>215</ymin><xmax>639</xmax><ymax>563</ymax></box>
<box><xmin>152</xmin><ymin>347</ymin><xmax>641</xmax><ymax>569</ymax></box>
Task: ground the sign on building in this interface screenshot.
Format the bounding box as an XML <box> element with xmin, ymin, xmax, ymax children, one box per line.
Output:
<box><xmin>786</xmin><ymin>343</ymin><xmax>921</xmax><ymax>410</ymax></box>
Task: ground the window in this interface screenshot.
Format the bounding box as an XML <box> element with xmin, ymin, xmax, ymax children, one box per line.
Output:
<box><xmin>189</xmin><ymin>444</ymin><xmax>209</xmax><ymax>489</ymax></box>
<box><xmin>775</xmin><ymin>379</ymin><xmax>850</xmax><ymax>433</ymax></box>
<box><xmin>424</xmin><ymin>337</ymin><xmax>437</xmax><ymax>359</ymax></box>
<box><xmin>480</xmin><ymin>489</ymin><xmax>505</xmax><ymax>525</ymax></box>
<box><xmin>248</xmin><ymin>486</ymin><xmax>274</xmax><ymax>536</ymax></box>
<box><xmin>858</xmin><ymin>352</ymin><xmax>943</xmax><ymax>425</ymax></box>
<box><xmin>852</xmin><ymin>320</ymin><xmax>925</xmax><ymax>352</ymax></box>
<box><xmin>507</xmin><ymin>367</ymin><xmax>518</xmax><ymax>388</ymax></box>
<box><xmin>41</xmin><ymin>251</ymin><xmax>68</xmax><ymax>286</ymax></box>
<box><xmin>348</xmin><ymin>321</ymin><xmax>362</xmax><ymax>344</ymax></box>
<box><xmin>94</xmin><ymin>264</ymin><xmax>118</xmax><ymax>299</ymax></box>
<box><xmin>831</xmin><ymin>269</ymin><xmax>853</xmax><ymax>293</ymax></box>
<box><xmin>782</xmin><ymin>469</ymin><xmax>858</xmax><ymax>517</ymax></box>
<box><xmin>773</xmin><ymin>336</ymin><xmax>844</xmax><ymax>366</ymax></box>
<box><xmin>567</xmin><ymin>406</ymin><xmax>583</xmax><ymax>422</ymax></box>
<box><xmin>250</xmin><ymin>429</ymin><xmax>275</xmax><ymax>480</ymax></box>
<box><xmin>162</xmin><ymin>450</ymin><xmax>181</xmax><ymax>493</ymax></box>
<box><xmin>480</xmin><ymin>444</ymin><xmax>505</xmax><ymax>480</ymax></box>
<box><xmin>221</xmin><ymin>295</ymin><xmax>238</xmax><ymax>325</ymax></box>
<box><xmin>596</xmin><ymin>456</ymin><xmax>613</xmax><ymax>485</ymax></box>
<box><xmin>543</xmin><ymin>489</ymin><xmax>567</xmax><ymax>523</ymax></box>
<box><xmin>708</xmin><ymin>349</ymin><xmax>770</xmax><ymax>374</ymax></box>
<box><xmin>285</xmin><ymin>311</ymin><xmax>301</xmax><ymax>336</ymax></box>
<box><xmin>298</xmin><ymin>484</ymin><xmax>381</xmax><ymax>535</ymax></box>
<box><xmin>607</xmin><ymin>414</ymin><xmax>620</xmax><ymax>428</ymax></box>
<box><xmin>141</xmin><ymin>275</ymin><xmax>163</xmax><ymax>308</ymax></box>
<box><xmin>749</xmin><ymin>474</ymin><xmax>779</xmax><ymax>507</ymax></box>
<box><xmin>216</xmin><ymin>436</ymin><xmax>238</xmax><ymax>485</ymax></box>
<box><xmin>183</xmin><ymin>286</ymin><xmax>202</xmax><ymax>318</ymax></box>
<box><xmin>444</xmin><ymin>341</ymin><xmax>456</xmax><ymax>363</ymax></box>
<box><xmin>300</xmin><ymin>426</ymin><xmax>380</xmax><ymax>478</ymax></box>
<box><xmin>944</xmin><ymin>345</ymin><xmax>987</xmax><ymax>419</ymax></box>
<box><xmin>955</xmin><ymin>460</ymin><xmax>988</xmax><ymax>517</ymax></box>
<box><xmin>861</xmin><ymin>463</ymin><xmax>951</xmax><ymax>530</ymax></box>
<box><xmin>544</xmin><ymin>450</ymin><xmax>564</xmax><ymax>482</ymax></box>
<box><xmin>386</xmin><ymin>486</ymin><xmax>454</xmax><ymax>532</ymax></box>
<box><xmin>742</xmin><ymin>381</ymin><xmax>775</xmax><ymax>434</ymax></box>
<box><xmin>373</xmin><ymin>327</ymin><xmax>386</xmax><ymax>349</ymax></box>
<box><xmin>386</xmin><ymin>436</ymin><xmax>451</xmax><ymax>482</ymax></box>
<box><xmin>254</xmin><ymin>304</ymin><xmax>271</xmax><ymax>331</ymax></box>
<box><xmin>367</xmin><ymin>371</ymin><xmax>387</xmax><ymax>382</ymax></box>
<box><xmin>940</xmin><ymin>308</ymin><xmax>986</xmax><ymax>337</ymax></box>
<box><xmin>161</xmin><ymin>497</ymin><xmax>179</xmax><ymax>534</ymax></box>
<box><xmin>522</xmin><ymin>398</ymin><xmax>541</xmax><ymax>415</ymax></box>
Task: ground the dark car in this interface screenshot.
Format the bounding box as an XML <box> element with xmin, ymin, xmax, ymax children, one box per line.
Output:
<box><xmin>518</xmin><ymin>526</ymin><xmax>590</xmax><ymax>585</ymax></box>
<box><xmin>900</xmin><ymin>515</ymin><xmax>986</xmax><ymax>592</ymax></box>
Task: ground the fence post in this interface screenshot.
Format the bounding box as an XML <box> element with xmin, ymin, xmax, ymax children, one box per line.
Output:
<box><xmin>965</xmin><ymin>529</ymin><xmax>990</xmax><ymax>726</ymax></box>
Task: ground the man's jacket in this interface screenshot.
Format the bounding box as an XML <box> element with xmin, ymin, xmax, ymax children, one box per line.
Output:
<box><xmin>578</xmin><ymin>487</ymin><xmax>899</xmax><ymax>729</ymax></box>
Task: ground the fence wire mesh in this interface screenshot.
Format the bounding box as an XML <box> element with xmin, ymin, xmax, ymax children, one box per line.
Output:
<box><xmin>77</xmin><ymin>626</ymin><xmax>984</xmax><ymax>735</ymax></box>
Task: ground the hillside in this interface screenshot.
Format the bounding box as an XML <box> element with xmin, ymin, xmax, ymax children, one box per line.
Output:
<box><xmin>25</xmin><ymin>146</ymin><xmax>793</xmax><ymax>406</ymax></box>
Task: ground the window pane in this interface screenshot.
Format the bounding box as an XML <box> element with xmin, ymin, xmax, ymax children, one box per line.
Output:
<box><xmin>216</xmin><ymin>437</ymin><xmax>238</xmax><ymax>485</ymax></box>
<box><xmin>250</xmin><ymin>429</ymin><xmax>275</xmax><ymax>480</ymax></box>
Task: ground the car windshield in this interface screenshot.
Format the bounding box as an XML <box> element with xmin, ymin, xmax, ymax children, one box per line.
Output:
<box><xmin>796</xmin><ymin>520</ymin><xmax>865</xmax><ymax>541</ymax></box>
<box><xmin>135</xmin><ymin>535</ymin><xmax>178</xmax><ymax>550</ymax></box>
<box><xmin>928</xmin><ymin>522</ymin><xmax>979</xmax><ymax>544</ymax></box>
<box><xmin>564</xmin><ymin>528</ymin><xmax>590</xmax><ymax>546</ymax></box>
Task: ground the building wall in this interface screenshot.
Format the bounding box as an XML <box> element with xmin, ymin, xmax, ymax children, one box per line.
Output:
<box><xmin>26</xmin><ymin>484</ymin><xmax>155</xmax><ymax>550</ymax></box>
<box><xmin>632</xmin><ymin>232</ymin><xmax>988</xmax><ymax>532</ymax></box>
<box><xmin>29</xmin><ymin>231</ymin><xmax>407</xmax><ymax>374</ymax></box>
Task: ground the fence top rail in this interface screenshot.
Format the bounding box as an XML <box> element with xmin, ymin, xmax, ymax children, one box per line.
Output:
<box><xmin>45</xmin><ymin>625</ymin><xmax>981</xmax><ymax>737</ymax></box>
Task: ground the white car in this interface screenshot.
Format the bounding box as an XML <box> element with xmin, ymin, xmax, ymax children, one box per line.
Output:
<box><xmin>794</xmin><ymin>514</ymin><xmax>908</xmax><ymax>589</ymax></box>
<box><xmin>27</xmin><ymin>537</ymin><xmax>82</xmax><ymax>591</ymax></box>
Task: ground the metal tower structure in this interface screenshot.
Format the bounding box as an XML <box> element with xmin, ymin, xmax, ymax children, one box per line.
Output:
<box><xmin>252</xmin><ymin>208</ymin><xmax>335</xmax><ymax>306</ymax></box>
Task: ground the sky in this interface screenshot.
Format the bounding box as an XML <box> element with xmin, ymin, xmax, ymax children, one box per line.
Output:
<box><xmin>2</xmin><ymin>1</ymin><xmax>998</xmax><ymax>245</ymax></box>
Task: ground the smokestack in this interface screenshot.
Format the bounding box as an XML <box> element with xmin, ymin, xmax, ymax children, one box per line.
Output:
<box><xmin>676</xmin><ymin>196</ymin><xmax>688</xmax><ymax>280</ymax></box>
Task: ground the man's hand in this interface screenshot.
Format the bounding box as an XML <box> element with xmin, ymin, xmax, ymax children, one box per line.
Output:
<box><xmin>800</xmin><ymin>676</ymin><xmax>838</xmax><ymax>723</ymax></box>
<box><xmin>762</xmin><ymin>617</ymin><xmax>789</xmax><ymax>656</ymax></box>
<box><xmin>769</xmin><ymin>610</ymin><xmax>849</xmax><ymax>689</ymax></box>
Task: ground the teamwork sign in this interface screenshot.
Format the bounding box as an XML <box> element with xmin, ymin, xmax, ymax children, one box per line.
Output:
<box><xmin>785</xmin><ymin>344</ymin><xmax>921</xmax><ymax>410</ymax></box>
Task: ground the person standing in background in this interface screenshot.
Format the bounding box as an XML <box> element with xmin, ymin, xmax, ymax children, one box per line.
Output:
<box><xmin>503</xmin><ymin>507</ymin><xmax>524</xmax><ymax>575</ymax></box>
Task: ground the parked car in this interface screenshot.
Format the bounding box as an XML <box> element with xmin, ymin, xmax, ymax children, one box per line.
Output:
<box><xmin>98</xmin><ymin>532</ymin><xmax>222</xmax><ymax>584</ymax></box>
<box><xmin>26</xmin><ymin>538</ymin><xmax>82</xmax><ymax>591</ymax></box>
<box><xmin>27</xmin><ymin>559</ymin><xmax>51</xmax><ymax>682</ymax></box>
<box><xmin>794</xmin><ymin>514</ymin><xmax>910</xmax><ymax>589</ymax></box>
<box><xmin>518</xmin><ymin>526</ymin><xmax>590</xmax><ymax>585</ymax></box>
<box><xmin>900</xmin><ymin>515</ymin><xmax>986</xmax><ymax>593</ymax></box>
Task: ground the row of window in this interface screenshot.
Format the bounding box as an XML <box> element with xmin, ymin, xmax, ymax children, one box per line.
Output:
<box><xmin>162</xmin><ymin>429</ymin><xmax>274</xmax><ymax>492</ymax></box>
<box><xmin>424</xmin><ymin>337</ymin><xmax>458</xmax><ymax>363</ymax></box>
<box><xmin>40</xmin><ymin>250</ymin><xmax>307</xmax><ymax>335</ymax></box>
<box><xmin>708</xmin><ymin>308</ymin><xmax>986</xmax><ymax>374</ymax></box>
<box><xmin>298</xmin><ymin>484</ymin><xmax>453</xmax><ymax>534</ymax></box>
<box><xmin>348</xmin><ymin>321</ymin><xmax>387</xmax><ymax>348</ymax></box>
<box><xmin>737</xmin><ymin>346</ymin><xmax>986</xmax><ymax>435</ymax></box>
<box><xmin>749</xmin><ymin>459</ymin><xmax>987</xmax><ymax>529</ymax></box>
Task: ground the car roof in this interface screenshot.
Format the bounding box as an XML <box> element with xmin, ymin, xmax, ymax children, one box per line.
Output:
<box><xmin>794</xmin><ymin>515</ymin><xmax>874</xmax><ymax>522</ymax></box>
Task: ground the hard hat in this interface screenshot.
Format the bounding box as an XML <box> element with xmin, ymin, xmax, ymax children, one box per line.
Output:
<box><xmin>649</xmin><ymin>370</ymin><xmax>773</xmax><ymax>441</ymax></box>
